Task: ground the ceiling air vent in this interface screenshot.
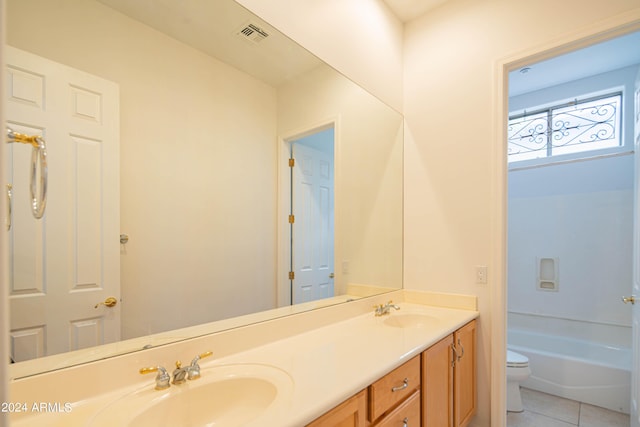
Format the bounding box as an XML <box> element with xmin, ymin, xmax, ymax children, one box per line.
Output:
<box><xmin>236</xmin><ymin>23</ymin><xmax>269</xmax><ymax>44</ymax></box>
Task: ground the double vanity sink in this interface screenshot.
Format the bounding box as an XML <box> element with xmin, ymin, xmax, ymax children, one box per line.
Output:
<box><xmin>10</xmin><ymin>296</ymin><xmax>478</xmax><ymax>427</ymax></box>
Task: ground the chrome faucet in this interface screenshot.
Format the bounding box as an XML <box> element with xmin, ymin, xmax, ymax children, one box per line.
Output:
<box><xmin>185</xmin><ymin>351</ymin><xmax>213</xmax><ymax>380</ymax></box>
<box><xmin>172</xmin><ymin>361</ymin><xmax>189</xmax><ymax>385</ymax></box>
<box><xmin>140</xmin><ymin>351</ymin><xmax>213</xmax><ymax>390</ymax></box>
<box><xmin>139</xmin><ymin>366</ymin><xmax>171</xmax><ymax>390</ymax></box>
<box><xmin>374</xmin><ymin>300</ymin><xmax>400</xmax><ymax>316</ymax></box>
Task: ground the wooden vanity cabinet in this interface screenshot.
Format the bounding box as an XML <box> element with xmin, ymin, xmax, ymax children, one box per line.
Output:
<box><xmin>307</xmin><ymin>356</ymin><xmax>421</xmax><ymax>427</ymax></box>
<box><xmin>369</xmin><ymin>355</ymin><xmax>421</xmax><ymax>425</ymax></box>
<box><xmin>369</xmin><ymin>355</ymin><xmax>420</xmax><ymax>422</ymax></box>
<box><xmin>454</xmin><ymin>320</ymin><xmax>477</xmax><ymax>427</ymax></box>
<box><xmin>422</xmin><ymin>333</ymin><xmax>454</xmax><ymax>427</ymax></box>
<box><xmin>306</xmin><ymin>389</ymin><xmax>368</xmax><ymax>427</ymax></box>
<box><xmin>307</xmin><ymin>319</ymin><xmax>476</xmax><ymax>427</ymax></box>
<box><xmin>375</xmin><ymin>390</ymin><xmax>421</xmax><ymax>427</ymax></box>
<box><xmin>422</xmin><ymin>320</ymin><xmax>477</xmax><ymax>427</ymax></box>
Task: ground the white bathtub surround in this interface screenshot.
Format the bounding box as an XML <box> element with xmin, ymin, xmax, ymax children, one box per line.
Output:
<box><xmin>508</xmin><ymin>328</ymin><xmax>631</xmax><ymax>414</ymax></box>
<box><xmin>508</xmin><ymin>312</ymin><xmax>631</xmax><ymax>349</ymax></box>
<box><xmin>9</xmin><ymin>290</ymin><xmax>477</xmax><ymax>426</ymax></box>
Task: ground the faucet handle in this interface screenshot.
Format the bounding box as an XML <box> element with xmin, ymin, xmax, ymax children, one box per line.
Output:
<box><xmin>139</xmin><ymin>366</ymin><xmax>170</xmax><ymax>390</ymax></box>
<box><xmin>197</xmin><ymin>351</ymin><xmax>213</xmax><ymax>360</ymax></box>
<box><xmin>187</xmin><ymin>351</ymin><xmax>213</xmax><ymax>380</ymax></box>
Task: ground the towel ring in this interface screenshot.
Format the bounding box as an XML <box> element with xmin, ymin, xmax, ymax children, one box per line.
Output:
<box><xmin>6</xmin><ymin>127</ymin><xmax>48</xmax><ymax>219</ymax></box>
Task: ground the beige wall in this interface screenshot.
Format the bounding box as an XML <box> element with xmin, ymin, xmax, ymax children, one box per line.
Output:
<box><xmin>4</xmin><ymin>0</ymin><xmax>640</xmax><ymax>425</ymax></box>
<box><xmin>403</xmin><ymin>1</ymin><xmax>640</xmax><ymax>425</ymax></box>
<box><xmin>237</xmin><ymin>0</ymin><xmax>639</xmax><ymax>425</ymax></box>
<box><xmin>277</xmin><ymin>64</ymin><xmax>403</xmax><ymax>297</ymax></box>
<box><xmin>7</xmin><ymin>0</ymin><xmax>278</xmax><ymax>339</ymax></box>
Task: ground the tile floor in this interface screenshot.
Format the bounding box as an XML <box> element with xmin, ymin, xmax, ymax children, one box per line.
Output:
<box><xmin>507</xmin><ymin>388</ymin><xmax>630</xmax><ymax>427</ymax></box>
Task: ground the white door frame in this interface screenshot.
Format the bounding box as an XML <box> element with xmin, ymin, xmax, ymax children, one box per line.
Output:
<box><xmin>632</xmin><ymin>63</ymin><xmax>640</xmax><ymax>427</ymax></box>
<box><xmin>277</xmin><ymin>118</ymin><xmax>339</xmax><ymax>307</ymax></box>
<box><xmin>492</xmin><ymin>14</ymin><xmax>640</xmax><ymax>425</ymax></box>
<box><xmin>0</xmin><ymin>0</ymin><xmax>9</xmax><ymax>422</ymax></box>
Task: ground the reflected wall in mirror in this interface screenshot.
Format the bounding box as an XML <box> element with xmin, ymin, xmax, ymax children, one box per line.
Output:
<box><xmin>5</xmin><ymin>0</ymin><xmax>403</xmax><ymax>377</ymax></box>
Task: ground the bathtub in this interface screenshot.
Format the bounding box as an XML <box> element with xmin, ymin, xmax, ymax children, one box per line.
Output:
<box><xmin>507</xmin><ymin>328</ymin><xmax>632</xmax><ymax>414</ymax></box>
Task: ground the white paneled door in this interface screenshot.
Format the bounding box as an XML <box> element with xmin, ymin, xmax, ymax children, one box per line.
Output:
<box><xmin>632</xmin><ymin>65</ymin><xmax>640</xmax><ymax>427</ymax></box>
<box><xmin>291</xmin><ymin>133</ymin><xmax>334</xmax><ymax>304</ymax></box>
<box><xmin>5</xmin><ymin>47</ymin><xmax>120</xmax><ymax>362</ymax></box>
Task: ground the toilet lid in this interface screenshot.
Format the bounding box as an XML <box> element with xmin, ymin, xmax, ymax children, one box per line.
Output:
<box><xmin>507</xmin><ymin>350</ymin><xmax>529</xmax><ymax>367</ymax></box>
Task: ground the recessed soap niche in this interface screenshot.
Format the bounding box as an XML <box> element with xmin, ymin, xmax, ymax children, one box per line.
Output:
<box><xmin>537</xmin><ymin>257</ymin><xmax>558</xmax><ymax>292</ymax></box>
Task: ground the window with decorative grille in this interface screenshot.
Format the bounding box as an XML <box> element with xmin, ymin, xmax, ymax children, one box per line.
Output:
<box><xmin>508</xmin><ymin>93</ymin><xmax>622</xmax><ymax>163</ymax></box>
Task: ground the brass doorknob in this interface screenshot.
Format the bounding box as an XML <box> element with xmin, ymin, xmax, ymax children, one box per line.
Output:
<box><xmin>622</xmin><ymin>295</ymin><xmax>636</xmax><ymax>305</ymax></box>
<box><xmin>95</xmin><ymin>297</ymin><xmax>118</xmax><ymax>308</ymax></box>
<box><xmin>329</xmin><ymin>273</ymin><xmax>335</xmax><ymax>279</ymax></box>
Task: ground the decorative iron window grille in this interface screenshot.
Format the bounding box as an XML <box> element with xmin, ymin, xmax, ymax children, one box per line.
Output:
<box><xmin>508</xmin><ymin>93</ymin><xmax>622</xmax><ymax>163</ymax></box>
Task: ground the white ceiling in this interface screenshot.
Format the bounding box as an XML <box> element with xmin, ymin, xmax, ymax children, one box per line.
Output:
<box><xmin>509</xmin><ymin>31</ymin><xmax>640</xmax><ymax>97</ymax></box>
<box><xmin>97</xmin><ymin>0</ymin><xmax>321</xmax><ymax>87</ymax></box>
<box><xmin>98</xmin><ymin>0</ymin><xmax>639</xmax><ymax>97</ymax></box>
<box><xmin>382</xmin><ymin>1</ymin><xmax>640</xmax><ymax>96</ymax></box>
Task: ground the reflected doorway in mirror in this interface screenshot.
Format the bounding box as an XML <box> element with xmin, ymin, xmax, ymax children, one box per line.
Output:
<box><xmin>5</xmin><ymin>47</ymin><xmax>121</xmax><ymax>362</ymax></box>
<box><xmin>290</xmin><ymin>127</ymin><xmax>335</xmax><ymax>305</ymax></box>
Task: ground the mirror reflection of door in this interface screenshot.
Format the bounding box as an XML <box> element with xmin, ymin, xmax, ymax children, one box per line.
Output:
<box><xmin>290</xmin><ymin>127</ymin><xmax>335</xmax><ymax>305</ymax></box>
<box><xmin>5</xmin><ymin>47</ymin><xmax>121</xmax><ymax>362</ymax></box>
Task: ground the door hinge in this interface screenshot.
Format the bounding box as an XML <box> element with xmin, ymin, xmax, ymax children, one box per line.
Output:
<box><xmin>288</xmin><ymin>214</ymin><xmax>295</xmax><ymax>224</ymax></box>
<box><xmin>289</xmin><ymin>271</ymin><xmax>295</xmax><ymax>280</ymax></box>
<box><xmin>288</xmin><ymin>158</ymin><xmax>295</xmax><ymax>167</ymax></box>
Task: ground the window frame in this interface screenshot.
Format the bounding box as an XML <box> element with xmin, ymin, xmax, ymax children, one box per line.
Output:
<box><xmin>507</xmin><ymin>91</ymin><xmax>625</xmax><ymax>168</ymax></box>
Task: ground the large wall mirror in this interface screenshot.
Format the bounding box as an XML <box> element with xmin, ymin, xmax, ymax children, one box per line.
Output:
<box><xmin>5</xmin><ymin>0</ymin><xmax>403</xmax><ymax>378</ymax></box>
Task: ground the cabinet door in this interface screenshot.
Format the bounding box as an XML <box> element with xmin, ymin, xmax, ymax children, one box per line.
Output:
<box><xmin>454</xmin><ymin>320</ymin><xmax>477</xmax><ymax>427</ymax></box>
<box><xmin>422</xmin><ymin>334</ymin><xmax>454</xmax><ymax>427</ymax></box>
<box><xmin>307</xmin><ymin>389</ymin><xmax>368</xmax><ymax>427</ymax></box>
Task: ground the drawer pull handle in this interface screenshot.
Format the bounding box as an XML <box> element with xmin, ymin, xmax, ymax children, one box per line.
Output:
<box><xmin>391</xmin><ymin>378</ymin><xmax>409</xmax><ymax>392</ymax></box>
<box><xmin>451</xmin><ymin>343</ymin><xmax>458</xmax><ymax>367</ymax></box>
<box><xmin>457</xmin><ymin>338</ymin><xmax>465</xmax><ymax>361</ymax></box>
<box><xmin>403</xmin><ymin>417</ymin><xmax>409</xmax><ymax>427</ymax></box>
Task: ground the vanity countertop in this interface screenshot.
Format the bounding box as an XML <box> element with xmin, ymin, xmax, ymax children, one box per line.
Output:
<box><xmin>9</xmin><ymin>300</ymin><xmax>478</xmax><ymax>426</ymax></box>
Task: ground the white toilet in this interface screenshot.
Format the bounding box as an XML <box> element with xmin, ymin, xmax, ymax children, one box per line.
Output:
<box><xmin>506</xmin><ymin>350</ymin><xmax>531</xmax><ymax>412</ymax></box>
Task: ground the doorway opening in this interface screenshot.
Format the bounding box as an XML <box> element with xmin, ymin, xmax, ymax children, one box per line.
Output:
<box><xmin>505</xmin><ymin>31</ymin><xmax>640</xmax><ymax>425</ymax></box>
<box><xmin>287</xmin><ymin>126</ymin><xmax>335</xmax><ymax>305</ymax></box>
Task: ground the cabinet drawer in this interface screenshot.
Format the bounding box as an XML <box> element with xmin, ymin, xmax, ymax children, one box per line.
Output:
<box><xmin>306</xmin><ymin>389</ymin><xmax>368</xmax><ymax>427</ymax></box>
<box><xmin>375</xmin><ymin>391</ymin><xmax>421</xmax><ymax>427</ymax></box>
<box><xmin>369</xmin><ymin>355</ymin><xmax>421</xmax><ymax>421</ymax></box>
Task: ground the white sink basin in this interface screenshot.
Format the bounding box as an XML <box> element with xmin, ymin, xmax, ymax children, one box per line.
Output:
<box><xmin>88</xmin><ymin>364</ymin><xmax>293</xmax><ymax>427</ymax></box>
<box><xmin>383</xmin><ymin>313</ymin><xmax>437</xmax><ymax>328</ymax></box>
